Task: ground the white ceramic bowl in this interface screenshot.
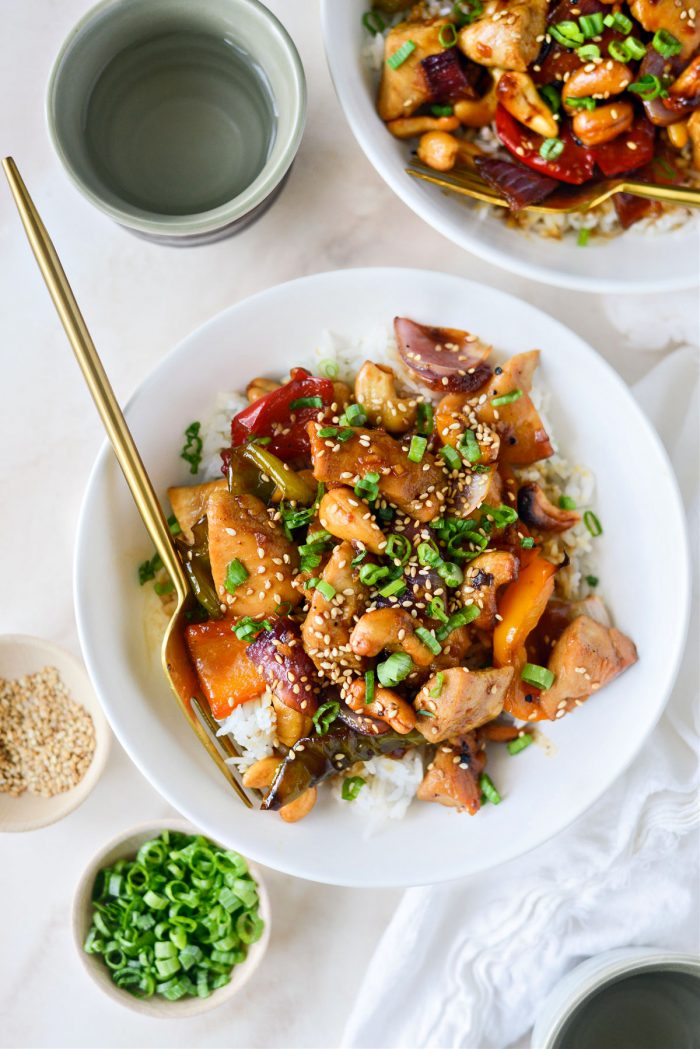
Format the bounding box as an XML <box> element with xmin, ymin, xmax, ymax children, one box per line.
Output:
<box><xmin>532</xmin><ymin>948</ymin><xmax>700</xmax><ymax>1048</ymax></box>
<box><xmin>74</xmin><ymin>268</ymin><xmax>690</xmax><ymax>887</ymax></box>
<box><xmin>0</xmin><ymin>634</ymin><xmax>110</xmax><ymax>832</ymax></box>
<box><xmin>321</xmin><ymin>2</ymin><xmax>700</xmax><ymax>293</ymax></box>
<box><xmin>72</xmin><ymin>819</ymin><xmax>270</xmax><ymax>1017</ymax></box>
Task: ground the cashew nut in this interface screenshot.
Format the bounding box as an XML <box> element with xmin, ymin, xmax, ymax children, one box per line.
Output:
<box><xmin>354</xmin><ymin>361</ymin><xmax>417</xmax><ymax>434</ymax></box>
<box><xmin>242</xmin><ymin>755</ymin><xmax>281</xmax><ymax>789</ymax></box>
<box><xmin>416</xmin><ymin>132</ymin><xmax>482</xmax><ymax>172</ymax></box>
<box><xmin>279</xmin><ymin>787</ymin><xmax>318</xmax><ymax>823</ymax></box>
<box><xmin>454</xmin><ymin>73</ymin><xmax>500</xmax><ymax>128</ymax></box>
<box><xmin>460</xmin><ymin>550</ymin><xmax>518</xmax><ymax>630</ymax></box>
<box><xmin>387</xmin><ymin>115</ymin><xmax>461</xmax><ymax>139</ymax></box>
<box><xmin>497</xmin><ymin>71</ymin><xmax>559</xmax><ymax>138</ymax></box>
<box><xmin>688</xmin><ymin>111</ymin><xmax>700</xmax><ymax>171</ymax></box>
<box><xmin>319</xmin><ymin>487</ymin><xmax>387</xmax><ymax>555</ymax></box>
<box><xmin>666</xmin><ymin>119</ymin><xmax>689</xmax><ymax>150</ymax></box>
<box><xmin>668</xmin><ymin>55</ymin><xmax>700</xmax><ymax>99</ymax></box>
<box><xmin>346</xmin><ymin>679</ymin><xmax>417</xmax><ymax>734</ymax></box>
<box><xmin>246</xmin><ymin>377</ymin><xmax>280</xmax><ymax>403</ymax></box>
<box><xmin>272</xmin><ymin>695</ymin><xmax>312</xmax><ymax>748</ymax></box>
<box><xmin>349</xmin><ymin>608</ymin><xmax>435</xmax><ymax>667</ymax></box>
<box><xmin>562</xmin><ymin>60</ymin><xmax>632</xmax><ymax>111</ymax></box>
<box><xmin>332</xmin><ymin>381</ymin><xmax>352</xmax><ymax>411</ymax></box>
<box><xmin>572</xmin><ymin>101</ymin><xmax>634</xmax><ymax>146</ymax></box>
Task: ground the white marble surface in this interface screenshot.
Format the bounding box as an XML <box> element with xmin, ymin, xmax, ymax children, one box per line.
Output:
<box><xmin>0</xmin><ymin>2</ymin><xmax>697</xmax><ymax>1047</ymax></box>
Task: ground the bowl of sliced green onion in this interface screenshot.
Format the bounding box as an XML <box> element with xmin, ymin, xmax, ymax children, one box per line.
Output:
<box><xmin>73</xmin><ymin>820</ymin><xmax>270</xmax><ymax>1015</ymax></box>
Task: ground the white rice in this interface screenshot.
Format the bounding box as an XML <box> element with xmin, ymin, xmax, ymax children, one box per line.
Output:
<box><xmin>194</xmin><ymin>326</ymin><xmax>597</xmax><ymax>819</ymax></box>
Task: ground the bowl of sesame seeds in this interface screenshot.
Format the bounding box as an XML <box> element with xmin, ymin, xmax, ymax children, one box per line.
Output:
<box><xmin>0</xmin><ymin>634</ymin><xmax>110</xmax><ymax>832</ymax></box>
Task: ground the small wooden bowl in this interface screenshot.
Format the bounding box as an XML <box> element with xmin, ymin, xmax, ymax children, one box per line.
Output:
<box><xmin>72</xmin><ymin>819</ymin><xmax>271</xmax><ymax>1017</ymax></box>
<box><xmin>0</xmin><ymin>634</ymin><xmax>111</xmax><ymax>832</ymax></box>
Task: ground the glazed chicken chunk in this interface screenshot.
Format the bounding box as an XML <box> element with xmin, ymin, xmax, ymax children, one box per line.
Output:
<box><xmin>417</xmin><ymin>731</ymin><xmax>486</xmax><ymax>814</ymax></box>
<box><xmin>414</xmin><ymin>665</ymin><xmax>514</xmax><ymax>742</ymax></box>
<box><xmin>458</xmin><ymin>0</ymin><xmax>548</xmax><ymax>72</ymax></box>
<box><xmin>301</xmin><ymin>541</ymin><xmax>367</xmax><ymax>684</ymax></box>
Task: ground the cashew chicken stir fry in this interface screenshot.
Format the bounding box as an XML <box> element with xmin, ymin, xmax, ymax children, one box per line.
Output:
<box><xmin>162</xmin><ymin>318</ymin><xmax>637</xmax><ymax>823</ymax></box>
<box><xmin>369</xmin><ymin>0</ymin><xmax>700</xmax><ymax>227</ymax></box>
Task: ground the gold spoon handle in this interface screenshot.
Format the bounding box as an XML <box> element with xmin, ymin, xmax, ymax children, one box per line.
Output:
<box><xmin>2</xmin><ymin>157</ymin><xmax>188</xmax><ymax>598</ymax></box>
<box><xmin>619</xmin><ymin>179</ymin><xmax>700</xmax><ymax>207</ymax></box>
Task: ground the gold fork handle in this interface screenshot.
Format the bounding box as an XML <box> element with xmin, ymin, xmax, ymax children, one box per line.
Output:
<box><xmin>619</xmin><ymin>180</ymin><xmax>700</xmax><ymax>207</ymax></box>
<box><xmin>2</xmin><ymin>157</ymin><xmax>189</xmax><ymax>599</ymax></box>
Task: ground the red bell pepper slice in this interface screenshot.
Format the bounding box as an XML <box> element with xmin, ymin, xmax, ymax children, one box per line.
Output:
<box><xmin>590</xmin><ymin>116</ymin><xmax>656</xmax><ymax>178</ymax></box>
<box><xmin>495</xmin><ymin>106</ymin><xmax>595</xmax><ymax>186</ymax></box>
<box><xmin>230</xmin><ymin>367</ymin><xmax>335</xmax><ymax>461</ymax></box>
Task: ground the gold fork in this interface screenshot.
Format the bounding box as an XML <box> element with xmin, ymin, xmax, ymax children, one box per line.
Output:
<box><xmin>2</xmin><ymin>156</ymin><xmax>254</xmax><ymax>808</ymax></box>
<box><xmin>407</xmin><ymin>161</ymin><xmax>700</xmax><ymax>214</ymax></box>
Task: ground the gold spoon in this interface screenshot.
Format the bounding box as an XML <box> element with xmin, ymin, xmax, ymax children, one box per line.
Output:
<box><xmin>3</xmin><ymin>156</ymin><xmax>252</xmax><ymax>808</ymax></box>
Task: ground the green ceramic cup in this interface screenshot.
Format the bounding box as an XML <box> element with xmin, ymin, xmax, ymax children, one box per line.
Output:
<box><xmin>47</xmin><ymin>0</ymin><xmax>306</xmax><ymax>244</ymax></box>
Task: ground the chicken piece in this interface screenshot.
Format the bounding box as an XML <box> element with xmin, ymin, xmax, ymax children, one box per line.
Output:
<box><xmin>417</xmin><ymin>731</ymin><xmax>486</xmax><ymax>814</ymax></box>
<box><xmin>689</xmin><ymin>111</ymin><xmax>700</xmax><ymax>172</ymax></box>
<box><xmin>475</xmin><ymin>351</ymin><xmax>553</xmax><ymax>466</ymax></box>
<box><xmin>429</xmin><ymin>625</ymin><xmax>473</xmax><ymax>671</ymax></box>
<box><xmin>308</xmin><ymin>422</ymin><xmax>446</xmax><ymax>522</ymax></box>
<box><xmin>377</xmin><ymin>20</ymin><xmax>448</xmax><ymax>121</ymax></box>
<box><xmin>630</xmin><ymin>1</ymin><xmax>700</xmax><ymax>59</ymax></box>
<box><xmin>301</xmin><ymin>542</ymin><xmax>368</xmax><ymax>684</ymax></box>
<box><xmin>346</xmin><ymin>680</ymin><xmax>416</xmax><ymax>734</ymax></box>
<box><xmin>349</xmin><ymin>607</ymin><xmax>437</xmax><ymax>667</ymax></box>
<box><xmin>461</xmin><ymin>551</ymin><xmax>518</xmax><ymax>631</ymax></box>
<box><xmin>206</xmin><ymin>488</ymin><xmax>300</xmax><ymax>618</ymax></box>
<box><xmin>458</xmin><ymin>0</ymin><xmax>547</xmax><ymax>72</ymax></box>
<box><xmin>168</xmin><ymin>478</ymin><xmax>227</xmax><ymax>545</ymax></box>
<box><xmin>540</xmin><ymin>614</ymin><xmax>638</xmax><ymax>719</ymax></box>
<box><xmin>414</xmin><ymin>665</ymin><xmax>513</xmax><ymax>742</ymax></box>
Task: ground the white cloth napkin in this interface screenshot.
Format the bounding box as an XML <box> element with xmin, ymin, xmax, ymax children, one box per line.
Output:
<box><xmin>343</xmin><ymin>338</ymin><xmax>700</xmax><ymax>1049</ymax></box>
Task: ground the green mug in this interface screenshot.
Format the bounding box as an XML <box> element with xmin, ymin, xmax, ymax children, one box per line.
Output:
<box><xmin>47</xmin><ymin>0</ymin><xmax>306</xmax><ymax>244</ymax></box>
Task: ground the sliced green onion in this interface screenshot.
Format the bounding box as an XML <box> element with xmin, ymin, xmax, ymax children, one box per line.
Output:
<box><xmin>312</xmin><ymin>700</ymin><xmax>340</xmax><ymax>735</ymax></box>
<box><xmin>577</xmin><ymin>228</ymin><xmax>590</xmax><ymax>247</ymax></box>
<box><xmin>430</xmin><ymin>104</ymin><xmax>454</xmax><ymax>117</ymax></box>
<box><xmin>429</xmin><ymin>671</ymin><xmax>444</xmax><ymax>697</ymax></box>
<box><xmin>362</xmin><ymin>10</ymin><xmax>385</xmax><ymax>35</ymax></box>
<box><xmin>567</xmin><ymin>96</ymin><xmax>597</xmax><ymax>111</ymax></box>
<box><xmin>154</xmin><ymin>580</ymin><xmax>175</xmax><ymax>596</ymax></box>
<box><xmin>232</xmin><ymin>617</ymin><xmax>270</xmax><ymax>641</ymax></box>
<box><xmin>317</xmin><ymin>425</ymin><xmax>354</xmax><ymax>442</ymax></box>
<box><xmin>579</xmin><ymin>12</ymin><xmax>603</xmax><ymax>37</ymax></box>
<box><xmin>479</xmin><ymin>773</ymin><xmax>502</xmax><ymax>805</ymax></box>
<box><xmin>539</xmin><ymin>85</ymin><xmax>561</xmax><ymax>114</ymax></box>
<box><xmin>520</xmin><ymin>536</ymin><xmax>535</xmax><ymax>549</ymax></box>
<box><xmin>452</xmin><ymin>0</ymin><xmax>483</xmax><ymax>27</ymax></box>
<box><xmin>583</xmin><ymin>510</ymin><xmax>603</xmax><ymax>537</ymax></box>
<box><xmin>314</xmin><ymin>579</ymin><xmax>336</xmax><ymax>602</ymax></box>
<box><xmin>224</xmin><ymin>559</ymin><xmax>249</xmax><ymax>594</ymax></box>
<box><xmin>351</xmin><ymin>549</ymin><xmax>367</xmax><ymax>567</ymax></box>
<box><xmin>653</xmin><ymin>29</ymin><xmax>681</xmax><ymax>57</ymax></box>
<box><xmin>491</xmin><ymin>388</ymin><xmax>523</xmax><ymax>407</ymax></box>
<box><xmin>378</xmin><ymin>577</ymin><xmax>406</xmax><ymax>598</ymax></box>
<box><xmin>180</xmin><ymin>421</ymin><xmax>203</xmax><ymax>475</ymax></box>
<box><xmin>386</xmin><ymin>533</ymin><xmax>412</xmax><ymax>566</ymax></box>
<box><xmin>439</xmin><ymin>24</ymin><xmax>458</xmax><ymax>48</ymax></box>
<box><xmin>440</xmin><ymin>444</ymin><xmax>462</xmax><ymax>472</ymax></box>
<box><xmin>539</xmin><ymin>138</ymin><xmax>564</xmax><ymax>161</ymax></box>
<box><xmin>558</xmin><ymin>495</ymin><xmax>577</xmax><ymax>510</ymax></box>
<box><xmin>586</xmin><ymin>574</ymin><xmax>599</xmax><ymax>587</ymax></box>
<box><xmin>435</xmin><ymin>602</ymin><xmax>480</xmax><ymax>641</ymax></box>
<box><xmin>609</xmin><ymin>37</ymin><xmax>645</xmax><ymax>62</ymax></box>
<box><xmin>342</xmin><ymin>776</ymin><xmax>366</xmax><ymax>801</ymax></box>
<box><xmin>387</xmin><ymin>40</ymin><xmax>416</xmax><ymax>70</ymax></box>
<box><xmin>437</xmin><ymin>561</ymin><xmax>463</xmax><ymax>588</ymax></box>
<box><xmin>457</xmin><ymin>428</ymin><xmax>481</xmax><ymax>463</ymax></box>
<box><xmin>576</xmin><ymin>43</ymin><xmax>600</xmax><ymax>61</ymax></box>
<box><xmin>628</xmin><ymin>74</ymin><xmax>664</xmax><ymax>100</ymax></box>
<box><xmin>415</xmin><ymin>627</ymin><xmax>442</xmax><ymax>655</ymax></box>
<box><xmin>377</xmin><ymin>652</ymin><xmax>413</xmax><ymax>688</ymax></box>
<box><xmin>417</xmin><ymin>540</ymin><xmax>442</xmax><ymax>568</ymax></box>
<box><xmin>359</xmin><ymin>563</ymin><xmax>390</xmax><ymax>587</ymax></box>
<box><xmin>550</xmin><ymin>20</ymin><xmax>584</xmax><ymax>47</ymax></box>
<box><xmin>416</xmin><ymin>708</ymin><xmax>435</xmax><ymax>718</ymax></box>
<box><xmin>521</xmin><ymin>662</ymin><xmax>555</xmax><ymax>690</ymax></box>
<box><xmin>354</xmin><ymin>471</ymin><xmax>380</xmax><ymax>502</ymax></box>
<box><xmin>340</xmin><ymin>402</ymin><xmax>368</xmax><ymax>427</ymax></box>
<box><xmin>624</xmin><ymin>36</ymin><xmax>647</xmax><ymax>60</ymax></box>
<box><xmin>408</xmin><ymin>435</ymin><xmax>427</xmax><ymax>463</ymax></box>
<box><xmin>416</xmin><ymin>402</ymin><xmax>435</xmax><ymax>434</ymax></box>
<box><xmin>318</xmin><ymin>358</ymin><xmax>339</xmax><ymax>379</ymax></box>
<box><xmin>364</xmin><ymin>669</ymin><xmax>375</xmax><ymax>705</ymax></box>
<box><xmin>290</xmin><ymin>396</ymin><xmax>323</xmax><ymax>412</ymax></box>
<box><xmin>603</xmin><ymin>11</ymin><xmax>632</xmax><ymax>34</ymax></box>
<box><xmin>507</xmin><ymin>733</ymin><xmax>534</xmax><ymax>756</ymax></box>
